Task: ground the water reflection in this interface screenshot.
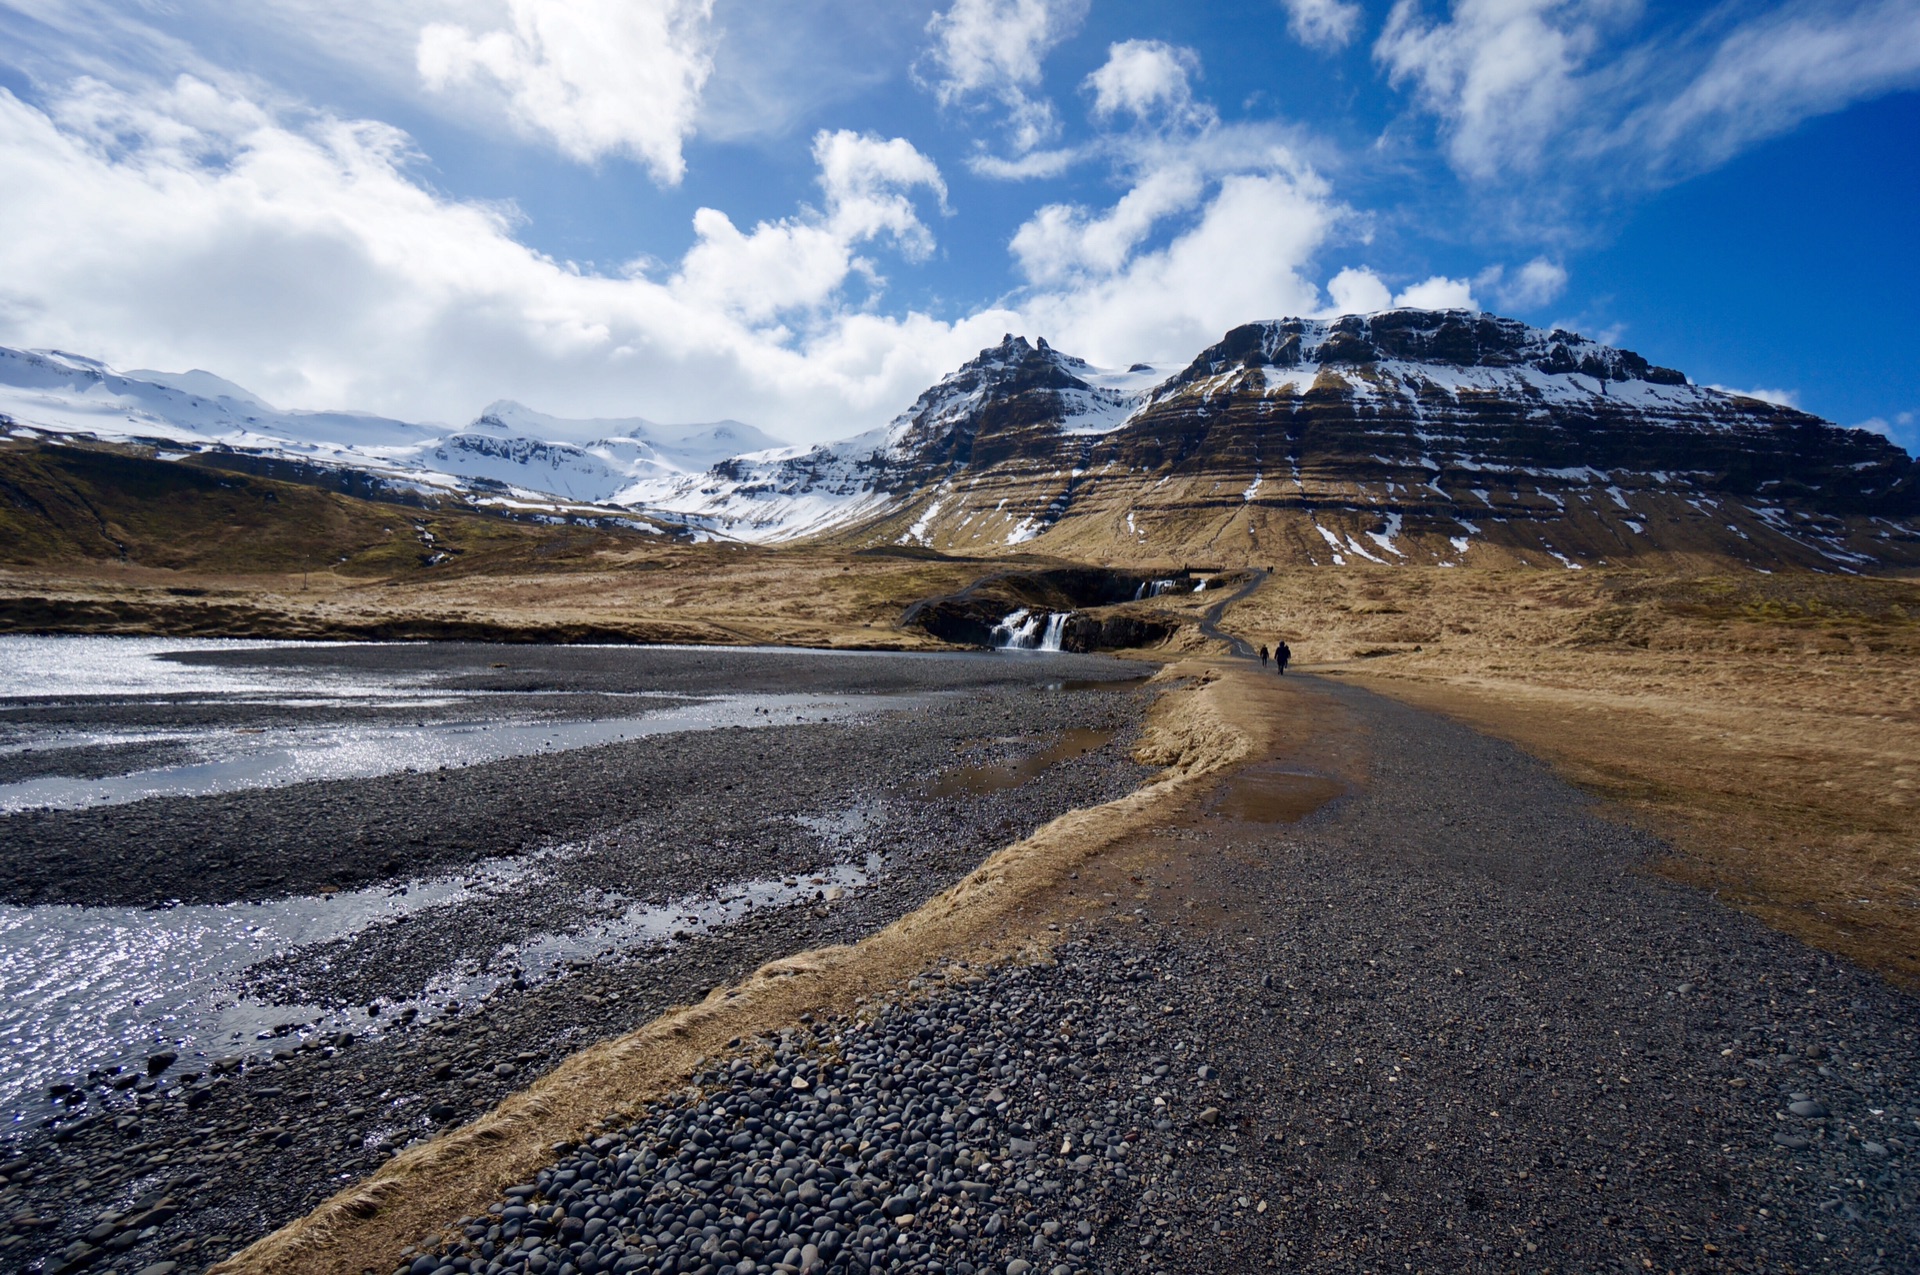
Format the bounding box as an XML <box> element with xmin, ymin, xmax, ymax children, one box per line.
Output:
<box><xmin>0</xmin><ymin>841</ymin><xmax>879</xmax><ymax>1118</ymax></box>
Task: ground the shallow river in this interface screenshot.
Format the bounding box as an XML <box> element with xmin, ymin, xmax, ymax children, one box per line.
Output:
<box><xmin>0</xmin><ymin>636</ymin><xmax>1133</xmax><ymax>1120</ymax></box>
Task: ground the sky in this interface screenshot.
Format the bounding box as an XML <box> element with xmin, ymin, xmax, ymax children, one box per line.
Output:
<box><xmin>0</xmin><ymin>0</ymin><xmax>1915</xmax><ymax>451</ymax></box>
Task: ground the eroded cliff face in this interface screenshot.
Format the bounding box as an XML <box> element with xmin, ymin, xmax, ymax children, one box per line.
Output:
<box><xmin>632</xmin><ymin>311</ymin><xmax>1920</xmax><ymax>571</ymax></box>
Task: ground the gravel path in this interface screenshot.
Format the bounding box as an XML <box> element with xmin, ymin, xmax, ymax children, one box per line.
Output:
<box><xmin>385</xmin><ymin>674</ymin><xmax>1918</xmax><ymax>1275</ymax></box>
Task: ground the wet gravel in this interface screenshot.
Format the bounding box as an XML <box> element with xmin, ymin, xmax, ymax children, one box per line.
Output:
<box><xmin>0</xmin><ymin>645</ymin><xmax>1155</xmax><ymax>1275</ymax></box>
<box><xmin>386</xmin><ymin>676</ymin><xmax>1919</xmax><ymax>1275</ymax></box>
<box><xmin>0</xmin><ymin>644</ymin><xmax>1142</xmax><ymax>908</ymax></box>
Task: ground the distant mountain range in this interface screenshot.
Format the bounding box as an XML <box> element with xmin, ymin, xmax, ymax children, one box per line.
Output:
<box><xmin>0</xmin><ymin>346</ymin><xmax>777</xmax><ymax>509</ymax></box>
<box><xmin>6</xmin><ymin>311</ymin><xmax>1917</xmax><ymax>570</ymax></box>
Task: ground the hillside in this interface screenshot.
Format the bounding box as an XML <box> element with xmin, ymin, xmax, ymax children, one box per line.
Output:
<box><xmin>0</xmin><ymin>438</ymin><xmax>667</xmax><ymax>579</ymax></box>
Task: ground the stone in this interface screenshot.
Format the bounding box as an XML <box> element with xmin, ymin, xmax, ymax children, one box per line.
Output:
<box><xmin>1772</xmin><ymin>1133</ymin><xmax>1810</xmax><ymax>1150</ymax></box>
<box><xmin>1788</xmin><ymin>1100</ymin><xmax>1828</xmax><ymax>1119</ymax></box>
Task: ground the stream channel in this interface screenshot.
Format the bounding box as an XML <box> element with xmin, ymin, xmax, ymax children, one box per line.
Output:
<box><xmin>0</xmin><ymin>637</ymin><xmax>1153</xmax><ymax>1127</ymax></box>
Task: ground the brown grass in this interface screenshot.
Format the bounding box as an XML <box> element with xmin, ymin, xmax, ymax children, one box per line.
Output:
<box><xmin>0</xmin><ymin>543</ymin><xmax>1004</xmax><ymax>649</ymax></box>
<box><xmin>211</xmin><ymin>659</ymin><xmax>1277</xmax><ymax>1275</ymax></box>
<box><xmin>1214</xmin><ymin>566</ymin><xmax>1920</xmax><ymax>987</ymax></box>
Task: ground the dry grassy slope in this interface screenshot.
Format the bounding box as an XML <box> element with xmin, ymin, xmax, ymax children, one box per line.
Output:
<box><xmin>0</xmin><ymin>439</ymin><xmax>662</xmax><ymax>578</ymax></box>
<box><xmin>1210</xmin><ymin>567</ymin><xmax>1920</xmax><ymax>986</ymax></box>
<box><xmin>0</xmin><ymin>543</ymin><xmax>1005</xmax><ymax>650</ymax></box>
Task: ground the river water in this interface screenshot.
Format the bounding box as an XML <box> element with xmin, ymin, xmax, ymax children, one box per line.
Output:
<box><xmin>0</xmin><ymin>636</ymin><xmax>1141</xmax><ymax>1119</ymax></box>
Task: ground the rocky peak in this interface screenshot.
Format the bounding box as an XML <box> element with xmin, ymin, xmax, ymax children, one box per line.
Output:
<box><xmin>884</xmin><ymin>334</ymin><xmax>1116</xmax><ymax>470</ymax></box>
<box><xmin>1164</xmin><ymin>309</ymin><xmax>1690</xmax><ymax>390</ymax></box>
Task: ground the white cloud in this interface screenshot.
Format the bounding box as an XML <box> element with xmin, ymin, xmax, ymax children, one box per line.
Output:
<box><xmin>1010</xmin><ymin>161</ymin><xmax>1208</xmax><ymax>285</ymax></box>
<box><xmin>1280</xmin><ymin>0</ymin><xmax>1365</xmax><ymax>52</ymax></box>
<box><xmin>1476</xmin><ymin>256</ymin><xmax>1568</xmax><ymax>310</ymax></box>
<box><xmin>919</xmin><ymin>0</ymin><xmax>1088</xmax><ymax>155</ymax></box>
<box><xmin>1710</xmin><ymin>385</ymin><xmax>1801</xmax><ymax>408</ymax></box>
<box><xmin>1084</xmin><ymin>40</ymin><xmax>1204</xmax><ymax>125</ymax></box>
<box><xmin>1026</xmin><ymin>171</ymin><xmax>1337</xmax><ymax>367</ymax></box>
<box><xmin>1857</xmin><ymin>410</ymin><xmax>1915</xmax><ymax>455</ymax></box>
<box><xmin>965</xmin><ymin>146</ymin><xmax>1081</xmax><ymax>180</ymax></box>
<box><xmin>1375</xmin><ymin>0</ymin><xmax>1616</xmax><ymax>179</ymax></box>
<box><xmin>417</xmin><ymin>0</ymin><xmax>716</xmax><ymax>181</ymax></box>
<box><xmin>1626</xmin><ymin>0</ymin><xmax>1920</xmax><ymax>177</ymax></box>
<box><xmin>672</xmin><ymin>130</ymin><xmax>947</xmax><ymax>324</ymax></box>
<box><xmin>1376</xmin><ymin>0</ymin><xmax>1920</xmax><ymax>186</ymax></box>
<box><xmin>1326</xmin><ymin>266</ymin><xmax>1393</xmax><ymax>315</ymax></box>
<box><xmin>0</xmin><ymin>76</ymin><xmax>993</xmax><ymax>440</ymax></box>
<box><xmin>1323</xmin><ymin>265</ymin><xmax>1485</xmax><ymax>315</ymax></box>
<box><xmin>1393</xmin><ymin>275</ymin><xmax>1478</xmax><ymax>310</ymax></box>
<box><xmin>1009</xmin><ymin>116</ymin><xmax>1343</xmax><ymax>365</ymax></box>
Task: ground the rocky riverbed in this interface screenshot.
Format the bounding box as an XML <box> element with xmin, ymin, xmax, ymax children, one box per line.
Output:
<box><xmin>380</xmin><ymin>674</ymin><xmax>1919</xmax><ymax>1275</ymax></box>
<box><xmin>0</xmin><ymin>640</ymin><xmax>1156</xmax><ymax>1275</ymax></box>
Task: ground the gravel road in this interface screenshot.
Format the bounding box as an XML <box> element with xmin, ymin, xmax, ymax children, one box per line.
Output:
<box><xmin>392</xmin><ymin>673</ymin><xmax>1918</xmax><ymax>1275</ymax></box>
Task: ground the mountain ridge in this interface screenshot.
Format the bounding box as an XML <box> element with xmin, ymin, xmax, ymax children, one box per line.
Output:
<box><xmin>5</xmin><ymin>312</ymin><xmax>1917</xmax><ymax>571</ymax></box>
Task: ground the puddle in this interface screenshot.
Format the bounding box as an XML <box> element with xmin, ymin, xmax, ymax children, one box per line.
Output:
<box><xmin>1038</xmin><ymin>676</ymin><xmax>1155</xmax><ymax>694</ymax></box>
<box><xmin>0</xmin><ymin>845</ymin><xmax>881</xmax><ymax>1121</ymax></box>
<box><xmin>0</xmin><ymin>692</ymin><xmax>922</xmax><ymax>813</ymax></box>
<box><xmin>925</xmin><ymin>727</ymin><xmax>1117</xmax><ymax>799</ymax></box>
<box><xmin>1209</xmin><ymin>767</ymin><xmax>1347</xmax><ymax>824</ymax></box>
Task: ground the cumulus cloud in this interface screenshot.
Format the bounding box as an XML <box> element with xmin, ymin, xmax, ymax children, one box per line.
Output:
<box><xmin>417</xmin><ymin>0</ymin><xmax>716</xmax><ymax>181</ymax></box>
<box><xmin>1322</xmin><ymin>266</ymin><xmax>1479</xmax><ymax>315</ymax></box>
<box><xmin>1084</xmin><ymin>40</ymin><xmax>1204</xmax><ymax>125</ymax></box>
<box><xmin>1280</xmin><ymin>0</ymin><xmax>1365</xmax><ymax>52</ymax></box>
<box><xmin>1025</xmin><ymin>170</ymin><xmax>1337</xmax><ymax>366</ymax></box>
<box><xmin>1393</xmin><ymin>274</ymin><xmax>1478</xmax><ymax>310</ymax></box>
<box><xmin>0</xmin><ymin>76</ymin><xmax>993</xmax><ymax>440</ymax></box>
<box><xmin>672</xmin><ymin>131</ymin><xmax>948</xmax><ymax>324</ymax></box>
<box><xmin>918</xmin><ymin>0</ymin><xmax>1089</xmax><ymax>155</ymax></box>
<box><xmin>1325</xmin><ymin>266</ymin><xmax>1393</xmax><ymax>315</ymax></box>
<box><xmin>1475</xmin><ymin>256</ymin><xmax>1568</xmax><ymax>310</ymax></box>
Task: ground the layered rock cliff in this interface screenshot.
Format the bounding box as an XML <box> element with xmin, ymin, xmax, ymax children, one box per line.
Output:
<box><xmin>632</xmin><ymin>310</ymin><xmax>1920</xmax><ymax>571</ymax></box>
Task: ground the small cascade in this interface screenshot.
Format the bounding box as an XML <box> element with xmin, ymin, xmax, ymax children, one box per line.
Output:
<box><xmin>992</xmin><ymin>608</ymin><xmax>1073</xmax><ymax>651</ymax></box>
<box><xmin>990</xmin><ymin>608</ymin><xmax>1039</xmax><ymax>648</ymax></box>
<box><xmin>1133</xmin><ymin>578</ymin><xmax>1179</xmax><ymax>600</ymax></box>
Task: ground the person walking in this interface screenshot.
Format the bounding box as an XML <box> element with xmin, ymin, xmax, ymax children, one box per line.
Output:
<box><xmin>1258</xmin><ymin>644</ymin><xmax>1269</xmax><ymax>665</ymax></box>
<box><xmin>1276</xmin><ymin>640</ymin><xmax>1291</xmax><ymax>675</ymax></box>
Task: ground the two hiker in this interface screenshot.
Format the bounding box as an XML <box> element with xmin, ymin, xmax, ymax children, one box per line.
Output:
<box><xmin>1258</xmin><ymin>641</ymin><xmax>1292</xmax><ymax>673</ymax></box>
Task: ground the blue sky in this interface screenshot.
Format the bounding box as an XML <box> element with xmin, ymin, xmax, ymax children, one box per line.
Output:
<box><xmin>0</xmin><ymin>0</ymin><xmax>1915</xmax><ymax>449</ymax></box>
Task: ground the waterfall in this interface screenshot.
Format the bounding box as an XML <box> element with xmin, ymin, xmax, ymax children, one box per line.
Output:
<box><xmin>1135</xmin><ymin>578</ymin><xmax>1177</xmax><ymax>600</ymax></box>
<box><xmin>992</xmin><ymin>608</ymin><xmax>1072</xmax><ymax>651</ymax></box>
<box><xmin>990</xmin><ymin>609</ymin><xmax>1039</xmax><ymax>649</ymax></box>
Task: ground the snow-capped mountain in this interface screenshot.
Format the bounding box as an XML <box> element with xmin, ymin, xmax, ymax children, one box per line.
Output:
<box><xmin>619</xmin><ymin>334</ymin><xmax>1166</xmax><ymax>541</ymax></box>
<box><xmin>6</xmin><ymin>312</ymin><xmax>1916</xmax><ymax>570</ymax></box>
<box><xmin>0</xmin><ymin>347</ymin><xmax>783</xmax><ymax>510</ymax></box>
<box><xmin>630</xmin><ymin>311</ymin><xmax>1920</xmax><ymax>570</ymax></box>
